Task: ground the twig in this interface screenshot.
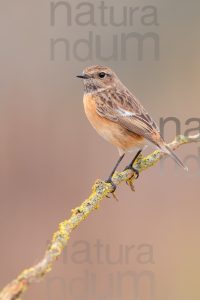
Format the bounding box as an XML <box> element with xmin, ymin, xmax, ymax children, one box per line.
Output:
<box><xmin>0</xmin><ymin>134</ymin><xmax>199</xmax><ymax>300</ymax></box>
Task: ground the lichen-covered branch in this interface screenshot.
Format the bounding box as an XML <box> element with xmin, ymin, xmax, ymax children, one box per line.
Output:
<box><xmin>0</xmin><ymin>134</ymin><xmax>199</xmax><ymax>300</ymax></box>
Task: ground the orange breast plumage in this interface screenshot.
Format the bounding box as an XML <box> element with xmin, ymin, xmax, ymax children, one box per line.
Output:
<box><xmin>83</xmin><ymin>93</ymin><xmax>145</xmax><ymax>154</ymax></box>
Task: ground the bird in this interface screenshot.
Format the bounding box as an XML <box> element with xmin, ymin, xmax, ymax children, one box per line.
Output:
<box><xmin>77</xmin><ymin>65</ymin><xmax>187</xmax><ymax>188</ymax></box>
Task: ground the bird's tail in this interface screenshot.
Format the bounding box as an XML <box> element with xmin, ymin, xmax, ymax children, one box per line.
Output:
<box><xmin>161</xmin><ymin>144</ymin><xmax>188</xmax><ymax>171</ymax></box>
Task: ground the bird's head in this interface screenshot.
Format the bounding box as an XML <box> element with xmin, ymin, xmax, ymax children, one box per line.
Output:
<box><xmin>77</xmin><ymin>65</ymin><xmax>120</xmax><ymax>93</ymax></box>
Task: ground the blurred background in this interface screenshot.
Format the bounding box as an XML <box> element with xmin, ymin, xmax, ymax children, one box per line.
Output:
<box><xmin>0</xmin><ymin>1</ymin><xmax>200</xmax><ymax>299</ymax></box>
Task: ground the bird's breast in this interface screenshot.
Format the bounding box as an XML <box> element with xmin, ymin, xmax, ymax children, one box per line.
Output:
<box><xmin>83</xmin><ymin>93</ymin><xmax>145</xmax><ymax>152</ymax></box>
<box><xmin>83</xmin><ymin>93</ymin><xmax>116</xmax><ymax>140</ymax></box>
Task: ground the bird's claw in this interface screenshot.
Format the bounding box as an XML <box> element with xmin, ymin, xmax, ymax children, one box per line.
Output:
<box><xmin>124</xmin><ymin>165</ymin><xmax>139</xmax><ymax>191</ymax></box>
<box><xmin>124</xmin><ymin>165</ymin><xmax>139</xmax><ymax>179</ymax></box>
<box><xmin>126</xmin><ymin>178</ymin><xmax>135</xmax><ymax>192</ymax></box>
<box><xmin>105</xmin><ymin>178</ymin><xmax>119</xmax><ymax>201</ymax></box>
<box><xmin>106</xmin><ymin>178</ymin><xmax>116</xmax><ymax>191</ymax></box>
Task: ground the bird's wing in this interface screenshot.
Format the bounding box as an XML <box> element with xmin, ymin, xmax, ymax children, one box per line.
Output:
<box><xmin>96</xmin><ymin>88</ymin><xmax>161</xmax><ymax>146</ymax></box>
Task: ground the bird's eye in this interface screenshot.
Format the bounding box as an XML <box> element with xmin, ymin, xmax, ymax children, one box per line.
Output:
<box><xmin>98</xmin><ymin>72</ymin><xmax>106</xmax><ymax>78</ymax></box>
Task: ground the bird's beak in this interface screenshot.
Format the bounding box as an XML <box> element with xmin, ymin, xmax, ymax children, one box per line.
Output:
<box><xmin>76</xmin><ymin>73</ymin><xmax>90</xmax><ymax>79</ymax></box>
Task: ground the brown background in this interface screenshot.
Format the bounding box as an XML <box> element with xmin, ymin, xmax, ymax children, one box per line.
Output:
<box><xmin>0</xmin><ymin>1</ymin><xmax>200</xmax><ymax>300</ymax></box>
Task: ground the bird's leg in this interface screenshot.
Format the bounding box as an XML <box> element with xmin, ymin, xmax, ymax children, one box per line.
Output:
<box><xmin>106</xmin><ymin>154</ymin><xmax>125</xmax><ymax>191</ymax></box>
<box><xmin>124</xmin><ymin>150</ymin><xmax>142</xmax><ymax>179</ymax></box>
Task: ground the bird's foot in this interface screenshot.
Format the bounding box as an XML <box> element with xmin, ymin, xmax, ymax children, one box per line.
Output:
<box><xmin>126</xmin><ymin>178</ymin><xmax>135</xmax><ymax>192</ymax></box>
<box><xmin>124</xmin><ymin>164</ymin><xmax>139</xmax><ymax>179</ymax></box>
<box><xmin>105</xmin><ymin>178</ymin><xmax>119</xmax><ymax>201</ymax></box>
<box><xmin>124</xmin><ymin>164</ymin><xmax>139</xmax><ymax>192</ymax></box>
